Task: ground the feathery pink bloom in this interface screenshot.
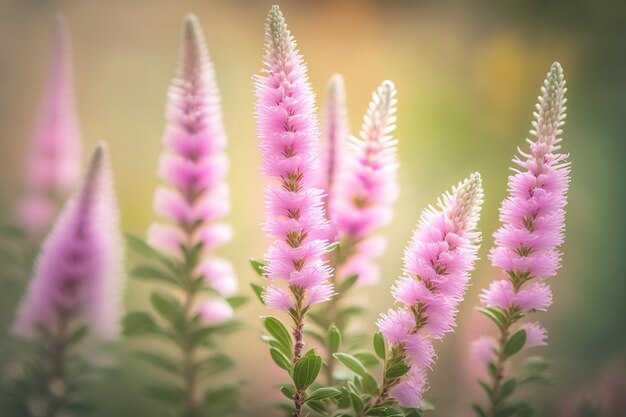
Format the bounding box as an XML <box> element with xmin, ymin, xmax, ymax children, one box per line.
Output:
<box><xmin>147</xmin><ymin>15</ymin><xmax>236</xmax><ymax>319</ymax></box>
<box><xmin>481</xmin><ymin>63</ymin><xmax>569</xmax><ymax>328</ymax></box>
<box><xmin>519</xmin><ymin>322</ymin><xmax>548</xmax><ymax>349</ymax></box>
<box><xmin>255</xmin><ymin>6</ymin><xmax>333</xmax><ymax>311</ymax></box>
<box><xmin>389</xmin><ymin>366</ymin><xmax>429</xmax><ymax>409</ymax></box>
<box><xmin>318</xmin><ymin>74</ymin><xmax>348</xmax><ymax>214</ymax></box>
<box><xmin>14</xmin><ymin>144</ymin><xmax>123</xmax><ymax>352</ymax></box>
<box><xmin>471</xmin><ymin>336</ymin><xmax>497</xmax><ymax>366</ymax></box>
<box><xmin>198</xmin><ymin>299</ymin><xmax>234</xmax><ymax>325</ymax></box>
<box><xmin>377</xmin><ymin>173</ymin><xmax>483</xmax><ymax>407</ymax></box>
<box><xmin>330</xmin><ymin>80</ymin><xmax>399</xmax><ymax>285</ymax></box>
<box><xmin>18</xmin><ymin>16</ymin><xmax>82</xmax><ymax>235</ymax></box>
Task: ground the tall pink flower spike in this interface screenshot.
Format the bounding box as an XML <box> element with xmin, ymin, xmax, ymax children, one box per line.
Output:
<box><xmin>18</xmin><ymin>15</ymin><xmax>82</xmax><ymax>236</ymax></box>
<box><xmin>318</xmin><ymin>73</ymin><xmax>349</xmax><ymax>215</ymax></box>
<box><xmin>378</xmin><ymin>173</ymin><xmax>484</xmax><ymax>407</ymax></box>
<box><xmin>332</xmin><ymin>80</ymin><xmax>399</xmax><ymax>286</ymax></box>
<box><xmin>479</xmin><ymin>62</ymin><xmax>570</xmax><ymax>348</ymax></box>
<box><xmin>255</xmin><ymin>5</ymin><xmax>333</xmax><ymax>318</ymax></box>
<box><xmin>148</xmin><ymin>14</ymin><xmax>236</xmax><ymax>321</ymax></box>
<box><xmin>14</xmin><ymin>143</ymin><xmax>124</xmax><ymax>356</ymax></box>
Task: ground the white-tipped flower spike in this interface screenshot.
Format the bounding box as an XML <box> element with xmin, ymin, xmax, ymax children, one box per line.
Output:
<box><xmin>319</xmin><ymin>74</ymin><xmax>349</xmax><ymax>213</ymax></box>
<box><xmin>14</xmin><ymin>143</ymin><xmax>124</xmax><ymax>354</ymax></box>
<box><xmin>331</xmin><ymin>80</ymin><xmax>399</xmax><ymax>285</ymax></box>
<box><xmin>255</xmin><ymin>5</ymin><xmax>333</xmax><ymax>314</ymax></box>
<box><xmin>378</xmin><ymin>173</ymin><xmax>483</xmax><ymax>407</ymax></box>
<box><xmin>18</xmin><ymin>15</ymin><xmax>82</xmax><ymax>235</ymax></box>
<box><xmin>148</xmin><ymin>14</ymin><xmax>236</xmax><ymax>307</ymax></box>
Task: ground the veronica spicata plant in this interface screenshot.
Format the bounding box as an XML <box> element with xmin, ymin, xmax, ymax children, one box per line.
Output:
<box><xmin>309</xmin><ymin>79</ymin><xmax>400</xmax><ymax>386</ymax></box>
<box><xmin>123</xmin><ymin>15</ymin><xmax>242</xmax><ymax>417</ymax></box>
<box><xmin>5</xmin><ymin>144</ymin><xmax>123</xmax><ymax>417</ymax></box>
<box><xmin>250</xmin><ymin>5</ymin><xmax>338</xmax><ymax>417</ymax></box>
<box><xmin>472</xmin><ymin>62</ymin><xmax>570</xmax><ymax>417</ymax></box>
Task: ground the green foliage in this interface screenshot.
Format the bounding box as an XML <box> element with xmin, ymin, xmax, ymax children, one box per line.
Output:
<box><xmin>502</xmin><ymin>330</ymin><xmax>527</xmax><ymax>360</ymax></box>
<box><xmin>293</xmin><ymin>354</ymin><xmax>323</xmax><ymax>390</ymax></box>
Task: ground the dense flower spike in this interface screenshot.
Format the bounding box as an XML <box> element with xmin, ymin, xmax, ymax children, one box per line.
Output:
<box><xmin>148</xmin><ymin>14</ymin><xmax>236</xmax><ymax>309</ymax></box>
<box><xmin>14</xmin><ymin>143</ymin><xmax>123</xmax><ymax>351</ymax></box>
<box><xmin>318</xmin><ymin>73</ymin><xmax>349</xmax><ymax>213</ymax></box>
<box><xmin>18</xmin><ymin>15</ymin><xmax>82</xmax><ymax>235</ymax></box>
<box><xmin>378</xmin><ymin>173</ymin><xmax>484</xmax><ymax>407</ymax></box>
<box><xmin>474</xmin><ymin>62</ymin><xmax>570</xmax><ymax>417</ymax></box>
<box><xmin>331</xmin><ymin>80</ymin><xmax>399</xmax><ymax>285</ymax></box>
<box><xmin>481</xmin><ymin>61</ymin><xmax>569</xmax><ymax>318</ymax></box>
<box><xmin>255</xmin><ymin>5</ymin><xmax>333</xmax><ymax>312</ymax></box>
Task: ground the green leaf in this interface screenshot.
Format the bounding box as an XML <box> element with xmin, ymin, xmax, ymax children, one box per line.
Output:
<box><xmin>333</xmin><ymin>353</ymin><xmax>368</xmax><ymax>376</ymax></box>
<box><xmin>373</xmin><ymin>332</ymin><xmax>386</xmax><ymax>360</ymax></box>
<box><xmin>500</xmin><ymin>378</ymin><xmax>517</xmax><ymax>400</ymax></box>
<box><xmin>502</xmin><ymin>330</ymin><xmax>527</xmax><ymax>359</ymax></box>
<box><xmin>197</xmin><ymin>353</ymin><xmax>234</xmax><ymax>375</ymax></box>
<box><xmin>521</xmin><ymin>356</ymin><xmax>550</xmax><ymax>375</ymax></box>
<box><xmin>270</xmin><ymin>347</ymin><xmax>292</xmax><ymax>371</ymax></box>
<box><xmin>123</xmin><ymin>311</ymin><xmax>158</xmax><ymax>336</ymax></box>
<box><xmin>135</xmin><ymin>351</ymin><xmax>180</xmax><ymax>374</ymax></box>
<box><xmin>350</xmin><ymin>391</ymin><xmax>364</xmax><ymax>413</ymax></box>
<box><xmin>280</xmin><ymin>385</ymin><xmax>295</xmax><ymax>399</ymax></box>
<box><xmin>477</xmin><ymin>307</ymin><xmax>506</xmax><ymax>328</ymax></box>
<box><xmin>305</xmin><ymin>387</ymin><xmax>341</xmax><ymax>402</ymax></box>
<box><xmin>145</xmin><ymin>384</ymin><xmax>185</xmax><ymax>405</ymax></box>
<box><xmin>325</xmin><ymin>241</ymin><xmax>341</xmax><ymax>252</ymax></box>
<box><xmin>478</xmin><ymin>380</ymin><xmax>492</xmax><ymax>398</ymax></box>
<box><xmin>354</xmin><ymin>352</ymin><xmax>379</xmax><ymax>367</ymax></box>
<box><xmin>226</xmin><ymin>296</ymin><xmax>248</xmax><ymax>309</ymax></box>
<box><xmin>306</xmin><ymin>399</ymin><xmax>327</xmax><ymax>414</ymax></box>
<box><xmin>250</xmin><ymin>283</ymin><xmax>265</xmax><ymax>304</ymax></box>
<box><xmin>419</xmin><ymin>398</ymin><xmax>435</xmax><ymax>411</ymax></box>
<box><xmin>385</xmin><ymin>361</ymin><xmax>410</xmax><ymax>379</ymax></box>
<box><xmin>337</xmin><ymin>275</ymin><xmax>359</xmax><ymax>293</ymax></box>
<box><xmin>292</xmin><ymin>354</ymin><xmax>322</xmax><ymax>390</ymax></box>
<box><xmin>130</xmin><ymin>265</ymin><xmax>178</xmax><ymax>285</ymax></box>
<box><xmin>67</xmin><ymin>326</ymin><xmax>89</xmax><ymax>346</ymax></box>
<box><xmin>149</xmin><ymin>292</ymin><xmax>180</xmax><ymax>323</ymax></box>
<box><xmin>204</xmin><ymin>383</ymin><xmax>239</xmax><ymax>406</ymax></box>
<box><xmin>249</xmin><ymin>257</ymin><xmax>266</xmax><ymax>276</ymax></box>
<box><xmin>327</xmin><ymin>324</ymin><xmax>341</xmax><ymax>354</ymax></box>
<box><xmin>494</xmin><ymin>407</ymin><xmax>518</xmax><ymax>417</ymax></box>
<box><xmin>263</xmin><ymin>316</ymin><xmax>293</xmax><ymax>357</ymax></box>
<box><xmin>472</xmin><ymin>404</ymin><xmax>488</xmax><ymax>417</ymax></box>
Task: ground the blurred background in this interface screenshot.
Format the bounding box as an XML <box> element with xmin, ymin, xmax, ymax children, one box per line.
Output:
<box><xmin>0</xmin><ymin>0</ymin><xmax>625</xmax><ymax>416</ymax></box>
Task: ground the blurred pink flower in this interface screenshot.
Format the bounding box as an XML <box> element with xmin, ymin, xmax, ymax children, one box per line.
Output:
<box><xmin>331</xmin><ymin>81</ymin><xmax>399</xmax><ymax>286</ymax></box>
<box><xmin>14</xmin><ymin>144</ymin><xmax>123</xmax><ymax>355</ymax></box>
<box><xmin>198</xmin><ymin>299</ymin><xmax>234</xmax><ymax>325</ymax></box>
<box><xmin>519</xmin><ymin>322</ymin><xmax>548</xmax><ymax>349</ymax></box>
<box><xmin>255</xmin><ymin>6</ymin><xmax>333</xmax><ymax>310</ymax></box>
<box><xmin>147</xmin><ymin>15</ymin><xmax>236</xmax><ymax>309</ymax></box>
<box><xmin>18</xmin><ymin>16</ymin><xmax>82</xmax><ymax>235</ymax></box>
<box><xmin>471</xmin><ymin>336</ymin><xmax>497</xmax><ymax>366</ymax></box>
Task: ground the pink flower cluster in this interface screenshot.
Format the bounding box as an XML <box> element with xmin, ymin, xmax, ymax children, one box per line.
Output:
<box><xmin>378</xmin><ymin>173</ymin><xmax>483</xmax><ymax>407</ymax></box>
<box><xmin>331</xmin><ymin>81</ymin><xmax>399</xmax><ymax>286</ymax></box>
<box><xmin>255</xmin><ymin>6</ymin><xmax>333</xmax><ymax>312</ymax></box>
<box><xmin>147</xmin><ymin>15</ymin><xmax>236</xmax><ymax>323</ymax></box>
<box><xmin>18</xmin><ymin>16</ymin><xmax>82</xmax><ymax>236</ymax></box>
<box><xmin>479</xmin><ymin>63</ymin><xmax>570</xmax><ymax>347</ymax></box>
<box><xmin>15</xmin><ymin>144</ymin><xmax>124</xmax><ymax>355</ymax></box>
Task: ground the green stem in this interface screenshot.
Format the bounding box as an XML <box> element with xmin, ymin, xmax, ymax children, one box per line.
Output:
<box><xmin>487</xmin><ymin>313</ymin><xmax>517</xmax><ymax>417</ymax></box>
<box><xmin>45</xmin><ymin>310</ymin><xmax>73</xmax><ymax>417</ymax></box>
<box><xmin>292</xmin><ymin>310</ymin><xmax>305</xmax><ymax>417</ymax></box>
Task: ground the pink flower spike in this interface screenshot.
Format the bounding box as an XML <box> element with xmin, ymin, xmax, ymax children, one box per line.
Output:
<box><xmin>148</xmin><ymin>15</ymin><xmax>236</xmax><ymax>304</ymax></box>
<box><xmin>255</xmin><ymin>5</ymin><xmax>333</xmax><ymax>311</ymax></box>
<box><xmin>14</xmin><ymin>143</ymin><xmax>124</xmax><ymax>358</ymax></box>
<box><xmin>330</xmin><ymin>80</ymin><xmax>400</xmax><ymax>285</ymax></box>
<box><xmin>18</xmin><ymin>15</ymin><xmax>82</xmax><ymax>235</ymax></box>
<box><xmin>380</xmin><ymin>173</ymin><xmax>483</xmax><ymax>406</ymax></box>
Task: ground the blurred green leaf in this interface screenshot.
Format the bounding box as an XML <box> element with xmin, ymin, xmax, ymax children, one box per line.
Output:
<box><xmin>327</xmin><ymin>324</ymin><xmax>341</xmax><ymax>354</ymax></box>
<box><xmin>135</xmin><ymin>351</ymin><xmax>180</xmax><ymax>374</ymax></box>
<box><xmin>123</xmin><ymin>311</ymin><xmax>158</xmax><ymax>336</ymax></box>
<box><xmin>130</xmin><ymin>265</ymin><xmax>178</xmax><ymax>286</ymax></box>
<box><xmin>149</xmin><ymin>291</ymin><xmax>180</xmax><ymax>323</ymax></box>
<box><xmin>305</xmin><ymin>387</ymin><xmax>341</xmax><ymax>402</ymax></box>
<box><xmin>226</xmin><ymin>295</ymin><xmax>248</xmax><ymax>309</ymax></box>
